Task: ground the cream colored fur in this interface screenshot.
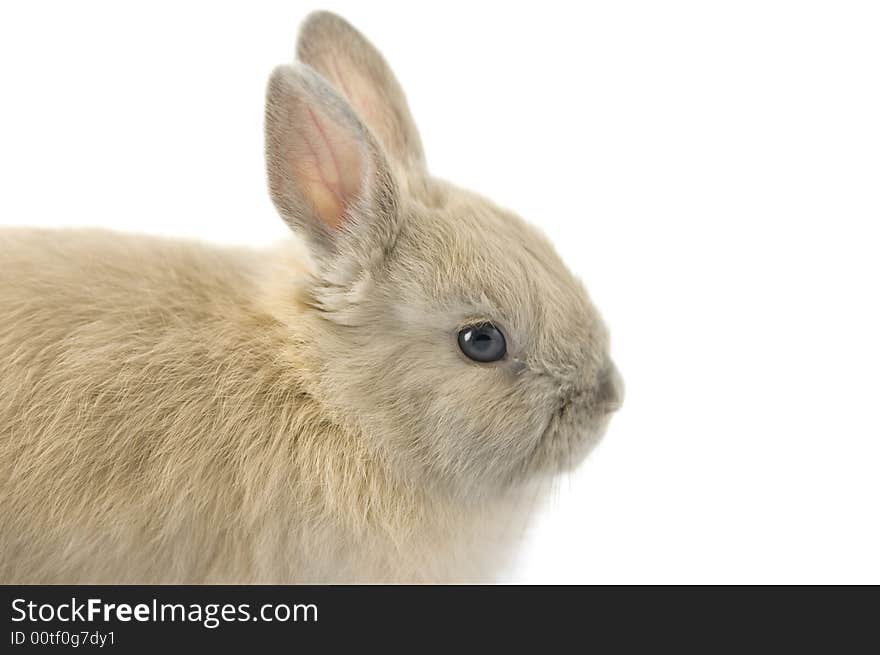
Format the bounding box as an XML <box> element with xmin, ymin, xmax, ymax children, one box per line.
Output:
<box><xmin>0</xmin><ymin>12</ymin><xmax>620</xmax><ymax>583</ymax></box>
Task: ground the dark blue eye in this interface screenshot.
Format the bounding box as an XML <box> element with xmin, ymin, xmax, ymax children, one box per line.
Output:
<box><xmin>457</xmin><ymin>323</ymin><xmax>507</xmax><ymax>363</ymax></box>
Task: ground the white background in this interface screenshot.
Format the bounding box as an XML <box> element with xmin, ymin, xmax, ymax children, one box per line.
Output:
<box><xmin>1</xmin><ymin>2</ymin><xmax>878</xmax><ymax>583</ymax></box>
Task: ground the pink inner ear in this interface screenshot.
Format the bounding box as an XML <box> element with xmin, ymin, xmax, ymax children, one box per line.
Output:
<box><xmin>290</xmin><ymin>102</ymin><xmax>364</xmax><ymax>230</ymax></box>
<box><xmin>313</xmin><ymin>52</ymin><xmax>399</xmax><ymax>164</ymax></box>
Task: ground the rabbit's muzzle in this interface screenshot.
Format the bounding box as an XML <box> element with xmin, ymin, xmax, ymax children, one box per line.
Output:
<box><xmin>533</xmin><ymin>360</ymin><xmax>623</xmax><ymax>474</ymax></box>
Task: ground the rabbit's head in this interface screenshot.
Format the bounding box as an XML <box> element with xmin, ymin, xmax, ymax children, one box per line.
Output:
<box><xmin>265</xmin><ymin>12</ymin><xmax>622</xmax><ymax>495</ymax></box>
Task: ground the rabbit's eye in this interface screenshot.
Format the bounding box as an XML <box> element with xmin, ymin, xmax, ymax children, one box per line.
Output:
<box><xmin>457</xmin><ymin>323</ymin><xmax>507</xmax><ymax>363</ymax></box>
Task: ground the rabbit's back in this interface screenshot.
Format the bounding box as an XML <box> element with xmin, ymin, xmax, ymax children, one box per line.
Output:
<box><xmin>0</xmin><ymin>229</ymin><xmax>306</xmax><ymax>582</ymax></box>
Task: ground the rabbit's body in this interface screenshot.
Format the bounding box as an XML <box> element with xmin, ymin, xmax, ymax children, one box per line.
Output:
<box><xmin>0</xmin><ymin>12</ymin><xmax>620</xmax><ymax>583</ymax></box>
<box><xmin>0</xmin><ymin>228</ymin><xmax>533</xmax><ymax>583</ymax></box>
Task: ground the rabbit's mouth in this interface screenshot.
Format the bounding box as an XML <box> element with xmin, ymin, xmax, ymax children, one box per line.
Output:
<box><xmin>527</xmin><ymin>374</ymin><xmax>621</xmax><ymax>477</ymax></box>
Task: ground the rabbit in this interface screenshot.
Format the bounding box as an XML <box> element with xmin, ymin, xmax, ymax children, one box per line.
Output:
<box><xmin>0</xmin><ymin>11</ymin><xmax>622</xmax><ymax>583</ymax></box>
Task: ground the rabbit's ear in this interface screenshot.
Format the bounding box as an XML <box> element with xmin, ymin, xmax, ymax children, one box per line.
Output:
<box><xmin>265</xmin><ymin>64</ymin><xmax>398</xmax><ymax>268</ymax></box>
<box><xmin>296</xmin><ymin>11</ymin><xmax>425</xmax><ymax>170</ymax></box>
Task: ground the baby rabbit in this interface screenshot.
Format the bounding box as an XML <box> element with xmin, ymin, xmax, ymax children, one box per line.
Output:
<box><xmin>0</xmin><ymin>11</ymin><xmax>622</xmax><ymax>583</ymax></box>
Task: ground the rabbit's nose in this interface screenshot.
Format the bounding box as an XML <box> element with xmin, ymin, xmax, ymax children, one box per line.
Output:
<box><xmin>597</xmin><ymin>360</ymin><xmax>624</xmax><ymax>413</ymax></box>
